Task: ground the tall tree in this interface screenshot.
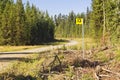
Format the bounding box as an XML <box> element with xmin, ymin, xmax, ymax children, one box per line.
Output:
<box><xmin>25</xmin><ymin>1</ymin><xmax>32</xmax><ymax>44</ymax></box>
<box><xmin>1</xmin><ymin>1</ymin><xmax>11</xmax><ymax>44</ymax></box>
<box><xmin>91</xmin><ymin>0</ymin><xmax>104</xmax><ymax>44</ymax></box>
<box><xmin>15</xmin><ymin>0</ymin><xmax>26</xmax><ymax>45</ymax></box>
<box><xmin>0</xmin><ymin>0</ymin><xmax>10</xmax><ymax>44</ymax></box>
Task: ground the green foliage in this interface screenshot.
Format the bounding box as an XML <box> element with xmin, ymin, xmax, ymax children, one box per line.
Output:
<box><xmin>55</xmin><ymin>11</ymin><xmax>86</xmax><ymax>38</ymax></box>
<box><xmin>0</xmin><ymin>0</ymin><xmax>55</xmax><ymax>45</ymax></box>
<box><xmin>91</xmin><ymin>0</ymin><xmax>104</xmax><ymax>40</ymax></box>
<box><xmin>91</xmin><ymin>0</ymin><xmax>120</xmax><ymax>44</ymax></box>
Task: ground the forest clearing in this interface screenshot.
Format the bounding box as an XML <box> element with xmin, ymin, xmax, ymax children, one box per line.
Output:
<box><xmin>0</xmin><ymin>0</ymin><xmax>119</xmax><ymax>80</ymax></box>
<box><xmin>0</xmin><ymin>38</ymin><xmax>119</xmax><ymax>80</ymax></box>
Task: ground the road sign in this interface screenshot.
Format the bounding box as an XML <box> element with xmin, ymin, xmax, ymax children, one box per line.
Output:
<box><xmin>76</xmin><ymin>18</ymin><xmax>85</xmax><ymax>59</ymax></box>
<box><xmin>76</xmin><ymin>18</ymin><xmax>83</xmax><ymax>25</ymax></box>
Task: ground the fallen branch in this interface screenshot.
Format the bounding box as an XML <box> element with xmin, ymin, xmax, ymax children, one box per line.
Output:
<box><xmin>49</xmin><ymin>54</ymin><xmax>62</xmax><ymax>71</ymax></box>
<box><xmin>100</xmin><ymin>46</ymin><xmax>108</xmax><ymax>51</ymax></box>
<box><xmin>102</xmin><ymin>68</ymin><xmax>120</xmax><ymax>77</ymax></box>
<box><xmin>40</xmin><ymin>72</ymin><xmax>59</xmax><ymax>76</ymax></box>
<box><xmin>99</xmin><ymin>74</ymin><xmax>111</xmax><ymax>77</ymax></box>
<box><xmin>94</xmin><ymin>72</ymin><xmax>100</xmax><ymax>80</ymax></box>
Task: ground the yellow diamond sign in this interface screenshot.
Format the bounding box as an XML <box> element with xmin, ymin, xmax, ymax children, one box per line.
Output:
<box><xmin>76</xmin><ymin>18</ymin><xmax>83</xmax><ymax>25</ymax></box>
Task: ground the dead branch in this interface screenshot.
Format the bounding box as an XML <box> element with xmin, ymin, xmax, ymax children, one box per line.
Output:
<box><xmin>42</xmin><ymin>63</ymin><xmax>45</xmax><ymax>72</ymax></box>
<box><xmin>49</xmin><ymin>54</ymin><xmax>62</xmax><ymax>71</ymax></box>
<box><xmin>102</xmin><ymin>68</ymin><xmax>120</xmax><ymax>77</ymax></box>
<box><xmin>99</xmin><ymin>74</ymin><xmax>111</xmax><ymax>77</ymax></box>
<box><xmin>95</xmin><ymin>65</ymin><xmax>102</xmax><ymax>74</ymax></box>
<box><xmin>100</xmin><ymin>46</ymin><xmax>109</xmax><ymax>51</ymax></box>
<box><xmin>39</xmin><ymin>72</ymin><xmax>59</xmax><ymax>76</ymax></box>
<box><xmin>94</xmin><ymin>72</ymin><xmax>100</xmax><ymax>80</ymax></box>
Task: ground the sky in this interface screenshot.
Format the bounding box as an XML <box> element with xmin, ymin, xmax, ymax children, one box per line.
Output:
<box><xmin>14</xmin><ymin>0</ymin><xmax>92</xmax><ymax>16</ymax></box>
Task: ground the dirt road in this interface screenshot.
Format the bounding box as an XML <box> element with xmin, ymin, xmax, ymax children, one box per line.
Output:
<box><xmin>0</xmin><ymin>40</ymin><xmax>78</xmax><ymax>71</ymax></box>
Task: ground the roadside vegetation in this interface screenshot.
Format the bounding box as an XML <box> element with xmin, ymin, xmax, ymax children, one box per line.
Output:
<box><xmin>0</xmin><ymin>38</ymin><xmax>119</xmax><ymax>80</ymax></box>
<box><xmin>0</xmin><ymin>39</ymin><xmax>67</xmax><ymax>52</ymax></box>
<box><xmin>0</xmin><ymin>46</ymin><xmax>41</xmax><ymax>52</ymax></box>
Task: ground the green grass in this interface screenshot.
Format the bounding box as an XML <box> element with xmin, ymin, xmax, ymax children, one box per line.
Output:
<box><xmin>93</xmin><ymin>52</ymin><xmax>109</xmax><ymax>62</ymax></box>
<box><xmin>0</xmin><ymin>46</ymin><xmax>42</xmax><ymax>52</ymax></box>
<box><xmin>66</xmin><ymin>38</ymin><xmax>97</xmax><ymax>50</ymax></box>
<box><xmin>0</xmin><ymin>38</ymin><xmax>119</xmax><ymax>80</ymax></box>
<box><xmin>0</xmin><ymin>39</ymin><xmax>68</xmax><ymax>52</ymax></box>
<box><xmin>0</xmin><ymin>54</ymin><xmax>45</xmax><ymax>80</ymax></box>
<box><xmin>115</xmin><ymin>50</ymin><xmax>120</xmax><ymax>61</ymax></box>
<box><xmin>81</xmin><ymin>74</ymin><xmax>94</xmax><ymax>80</ymax></box>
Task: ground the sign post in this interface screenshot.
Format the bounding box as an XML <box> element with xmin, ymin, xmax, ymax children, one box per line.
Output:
<box><xmin>76</xmin><ymin>18</ymin><xmax>85</xmax><ymax>59</ymax></box>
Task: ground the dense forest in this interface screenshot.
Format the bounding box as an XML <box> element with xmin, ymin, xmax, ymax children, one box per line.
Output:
<box><xmin>0</xmin><ymin>0</ymin><xmax>119</xmax><ymax>46</ymax></box>
<box><xmin>55</xmin><ymin>0</ymin><xmax>120</xmax><ymax>45</ymax></box>
<box><xmin>0</xmin><ymin>0</ymin><xmax>55</xmax><ymax>45</ymax></box>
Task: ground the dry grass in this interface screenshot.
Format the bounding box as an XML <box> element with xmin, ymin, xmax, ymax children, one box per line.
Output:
<box><xmin>0</xmin><ymin>46</ymin><xmax>42</xmax><ymax>52</ymax></box>
<box><xmin>0</xmin><ymin>38</ymin><xmax>119</xmax><ymax>80</ymax></box>
<box><xmin>0</xmin><ymin>39</ymin><xmax>67</xmax><ymax>52</ymax></box>
<box><xmin>0</xmin><ymin>46</ymin><xmax>119</xmax><ymax>80</ymax></box>
<box><xmin>63</xmin><ymin>38</ymin><xmax>97</xmax><ymax>50</ymax></box>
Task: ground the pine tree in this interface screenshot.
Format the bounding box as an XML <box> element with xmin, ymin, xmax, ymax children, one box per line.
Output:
<box><xmin>107</xmin><ymin>0</ymin><xmax>120</xmax><ymax>43</ymax></box>
<box><xmin>0</xmin><ymin>0</ymin><xmax>9</xmax><ymax>44</ymax></box>
<box><xmin>25</xmin><ymin>1</ymin><xmax>32</xmax><ymax>44</ymax></box>
<box><xmin>30</xmin><ymin>4</ymin><xmax>39</xmax><ymax>44</ymax></box>
<box><xmin>0</xmin><ymin>0</ymin><xmax>55</xmax><ymax>45</ymax></box>
<box><xmin>15</xmin><ymin>0</ymin><xmax>26</xmax><ymax>45</ymax></box>
<box><xmin>1</xmin><ymin>1</ymin><xmax>12</xmax><ymax>45</ymax></box>
<box><xmin>91</xmin><ymin>0</ymin><xmax>104</xmax><ymax>43</ymax></box>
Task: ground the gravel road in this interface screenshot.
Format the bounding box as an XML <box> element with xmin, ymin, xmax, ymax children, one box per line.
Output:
<box><xmin>0</xmin><ymin>40</ymin><xmax>78</xmax><ymax>71</ymax></box>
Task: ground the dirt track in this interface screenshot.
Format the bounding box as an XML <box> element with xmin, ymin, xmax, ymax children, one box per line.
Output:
<box><xmin>0</xmin><ymin>40</ymin><xmax>78</xmax><ymax>71</ymax></box>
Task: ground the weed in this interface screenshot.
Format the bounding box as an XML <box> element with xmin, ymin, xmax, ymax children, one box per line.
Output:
<box><xmin>81</xmin><ymin>74</ymin><xmax>94</xmax><ymax>80</ymax></box>
<box><xmin>115</xmin><ymin>50</ymin><xmax>120</xmax><ymax>61</ymax></box>
<box><xmin>93</xmin><ymin>52</ymin><xmax>109</xmax><ymax>62</ymax></box>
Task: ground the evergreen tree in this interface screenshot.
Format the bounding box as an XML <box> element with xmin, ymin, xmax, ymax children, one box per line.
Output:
<box><xmin>25</xmin><ymin>1</ymin><xmax>32</xmax><ymax>44</ymax></box>
<box><xmin>0</xmin><ymin>0</ymin><xmax>10</xmax><ymax>44</ymax></box>
<box><xmin>91</xmin><ymin>0</ymin><xmax>104</xmax><ymax>43</ymax></box>
<box><xmin>15</xmin><ymin>0</ymin><xmax>26</xmax><ymax>45</ymax></box>
<box><xmin>1</xmin><ymin>1</ymin><xmax>11</xmax><ymax>44</ymax></box>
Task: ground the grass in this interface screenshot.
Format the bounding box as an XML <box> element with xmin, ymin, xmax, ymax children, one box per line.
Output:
<box><xmin>93</xmin><ymin>52</ymin><xmax>109</xmax><ymax>62</ymax></box>
<box><xmin>0</xmin><ymin>39</ymin><xmax>68</xmax><ymax>52</ymax></box>
<box><xmin>63</xmin><ymin>38</ymin><xmax>97</xmax><ymax>50</ymax></box>
<box><xmin>81</xmin><ymin>74</ymin><xmax>94</xmax><ymax>80</ymax></box>
<box><xmin>0</xmin><ymin>54</ymin><xmax>45</xmax><ymax>80</ymax></box>
<box><xmin>0</xmin><ymin>38</ymin><xmax>119</xmax><ymax>80</ymax></box>
<box><xmin>0</xmin><ymin>46</ymin><xmax>42</xmax><ymax>52</ymax></box>
<box><xmin>115</xmin><ymin>49</ymin><xmax>120</xmax><ymax>61</ymax></box>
